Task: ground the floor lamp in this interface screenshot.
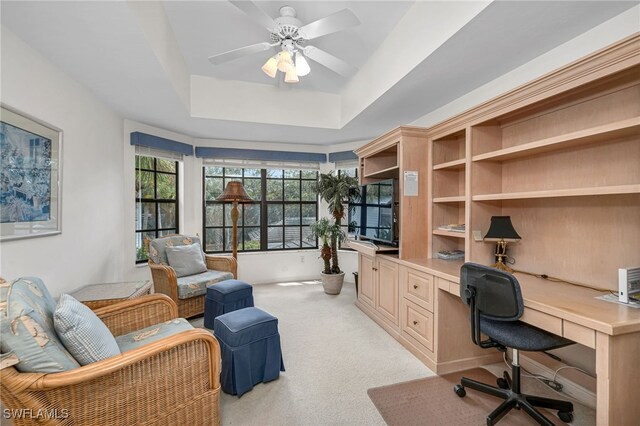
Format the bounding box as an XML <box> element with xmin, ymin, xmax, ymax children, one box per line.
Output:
<box><xmin>216</xmin><ymin>181</ymin><xmax>253</xmax><ymax>259</ymax></box>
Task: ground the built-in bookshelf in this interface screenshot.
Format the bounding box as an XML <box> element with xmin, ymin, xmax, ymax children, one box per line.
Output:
<box><xmin>355</xmin><ymin>126</ymin><xmax>430</xmax><ymax>260</ymax></box>
<box><xmin>427</xmin><ymin>51</ymin><xmax>640</xmax><ymax>289</ymax></box>
<box><xmin>431</xmin><ymin>129</ymin><xmax>467</xmax><ymax>258</ymax></box>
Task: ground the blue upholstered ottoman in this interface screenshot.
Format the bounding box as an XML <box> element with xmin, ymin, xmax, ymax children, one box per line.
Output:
<box><xmin>204</xmin><ymin>279</ymin><xmax>254</xmax><ymax>329</ymax></box>
<box><xmin>214</xmin><ymin>307</ymin><xmax>285</xmax><ymax>396</ymax></box>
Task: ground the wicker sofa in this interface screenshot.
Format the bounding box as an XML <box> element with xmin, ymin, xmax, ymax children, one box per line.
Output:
<box><xmin>0</xmin><ymin>279</ymin><xmax>220</xmax><ymax>426</ymax></box>
<box><xmin>147</xmin><ymin>234</ymin><xmax>237</xmax><ymax>318</ymax></box>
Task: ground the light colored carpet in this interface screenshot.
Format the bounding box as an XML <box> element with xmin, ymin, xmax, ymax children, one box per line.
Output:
<box><xmin>191</xmin><ymin>280</ymin><xmax>595</xmax><ymax>426</ymax></box>
<box><xmin>190</xmin><ymin>280</ymin><xmax>434</xmax><ymax>425</ymax></box>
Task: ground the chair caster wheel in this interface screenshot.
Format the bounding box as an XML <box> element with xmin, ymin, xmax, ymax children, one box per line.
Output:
<box><xmin>496</xmin><ymin>377</ymin><xmax>509</xmax><ymax>389</ymax></box>
<box><xmin>453</xmin><ymin>384</ymin><xmax>466</xmax><ymax>397</ymax></box>
<box><xmin>558</xmin><ymin>411</ymin><xmax>573</xmax><ymax>423</ymax></box>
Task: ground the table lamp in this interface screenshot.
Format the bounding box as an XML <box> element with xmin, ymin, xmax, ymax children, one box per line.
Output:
<box><xmin>216</xmin><ymin>181</ymin><xmax>253</xmax><ymax>259</ymax></box>
<box><xmin>484</xmin><ymin>216</ymin><xmax>521</xmax><ymax>273</ymax></box>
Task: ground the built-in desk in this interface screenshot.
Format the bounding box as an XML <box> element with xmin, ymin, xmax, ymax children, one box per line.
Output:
<box><xmin>354</xmin><ymin>253</ymin><xmax>640</xmax><ymax>426</ymax></box>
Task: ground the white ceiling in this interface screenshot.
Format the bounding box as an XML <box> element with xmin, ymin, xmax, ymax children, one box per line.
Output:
<box><xmin>1</xmin><ymin>1</ymin><xmax>637</xmax><ymax>146</ymax></box>
<box><xmin>164</xmin><ymin>1</ymin><xmax>414</xmax><ymax>94</ymax></box>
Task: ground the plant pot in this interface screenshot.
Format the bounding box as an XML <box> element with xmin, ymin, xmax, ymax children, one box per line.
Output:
<box><xmin>320</xmin><ymin>272</ymin><xmax>345</xmax><ymax>295</ymax></box>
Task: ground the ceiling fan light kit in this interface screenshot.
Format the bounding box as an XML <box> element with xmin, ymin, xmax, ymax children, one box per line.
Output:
<box><xmin>295</xmin><ymin>52</ymin><xmax>311</xmax><ymax>76</ymax></box>
<box><xmin>284</xmin><ymin>65</ymin><xmax>299</xmax><ymax>83</ymax></box>
<box><xmin>261</xmin><ymin>56</ymin><xmax>278</xmax><ymax>78</ymax></box>
<box><xmin>210</xmin><ymin>1</ymin><xmax>360</xmax><ymax>84</ymax></box>
<box><xmin>276</xmin><ymin>50</ymin><xmax>293</xmax><ymax>72</ymax></box>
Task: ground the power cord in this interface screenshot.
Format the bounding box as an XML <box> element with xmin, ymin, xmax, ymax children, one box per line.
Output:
<box><xmin>512</xmin><ymin>269</ymin><xmax>610</xmax><ymax>292</ymax></box>
<box><xmin>501</xmin><ymin>353</ymin><xmax>592</xmax><ymax>395</ymax></box>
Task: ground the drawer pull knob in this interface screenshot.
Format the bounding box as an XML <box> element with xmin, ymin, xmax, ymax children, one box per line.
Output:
<box><xmin>372</xmin><ymin>267</ymin><xmax>378</xmax><ymax>271</ymax></box>
<box><xmin>413</xmin><ymin>284</ymin><xmax>419</xmax><ymax>289</ymax></box>
<box><xmin>413</xmin><ymin>320</ymin><xmax>418</xmax><ymax>325</ymax></box>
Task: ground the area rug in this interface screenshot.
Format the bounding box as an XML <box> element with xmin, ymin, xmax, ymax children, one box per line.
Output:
<box><xmin>367</xmin><ymin>368</ymin><xmax>563</xmax><ymax>425</ymax></box>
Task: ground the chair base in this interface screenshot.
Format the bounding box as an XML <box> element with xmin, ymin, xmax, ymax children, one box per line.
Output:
<box><xmin>454</xmin><ymin>364</ymin><xmax>573</xmax><ymax>426</ymax></box>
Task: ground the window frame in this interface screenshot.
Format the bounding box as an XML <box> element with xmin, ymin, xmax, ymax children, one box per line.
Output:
<box><xmin>135</xmin><ymin>155</ymin><xmax>180</xmax><ymax>263</ymax></box>
<box><xmin>202</xmin><ymin>167</ymin><xmax>319</xmax><ymax>253</ymax></box>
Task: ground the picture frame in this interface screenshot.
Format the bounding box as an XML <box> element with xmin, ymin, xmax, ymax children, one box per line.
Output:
<box><xmin>1</xmin><ymin>104</ymin><xmax>62</xmax><ymax>241</ymax></box>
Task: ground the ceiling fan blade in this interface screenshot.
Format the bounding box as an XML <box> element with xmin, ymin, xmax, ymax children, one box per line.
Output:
<box><xmin>208</xmin><ymin>42</ymin><xmax>272</xmax><ymax>65</ymax></box>
<box><xmin>303</xmin><ymin>46</ymin><xmax>357</xmax><ymax>78</ymax></box>
<box><xmin>229</xmin><ymin>1</ymin><xmax>278</xmax><ymax>33</ymax></box>
<box><xmin>298</xmin><ymin>9</ymin><xmax>360</xmax><ymax>40</ymax></box>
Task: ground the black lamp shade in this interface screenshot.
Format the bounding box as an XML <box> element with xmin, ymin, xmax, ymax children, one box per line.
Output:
<box><xmin>484</xmin><ymin>216</ymin><xmax>521</xmax><ymax>241</ymax></box>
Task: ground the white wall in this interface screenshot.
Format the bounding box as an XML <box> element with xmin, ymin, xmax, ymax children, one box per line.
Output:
<box><xmin>0</xmin><ymin>27</ymin><xmax>125</xmax><ymax>296</ymax></box>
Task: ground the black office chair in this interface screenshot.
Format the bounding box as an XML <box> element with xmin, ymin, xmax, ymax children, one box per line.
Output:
<box><xmin>453</xmin><ymin>263</ymin><xmax>575</xmax><ymax>426</ymax></box>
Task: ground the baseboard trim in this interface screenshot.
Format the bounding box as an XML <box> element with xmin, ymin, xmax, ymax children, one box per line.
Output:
<box><xmin>519</xmin><ymin>353</ymin><xmax>596</xmax><ymax>409</ymax></box>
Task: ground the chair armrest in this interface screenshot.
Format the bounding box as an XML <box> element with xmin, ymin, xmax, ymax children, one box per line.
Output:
<box><xmin>205</xmin><ymin>254</ymin><xmax>237</xmax><ymax>278</ymax></box>
<box><xmin>1</xmin><ymin>330</ymin><xmax>220</xmax><ymax>426</ymax></box>
<box><xmin>149</xmin><ymin>262</ymin><xmax>179</xmax><ymax>301</ymax></box>
<box><xmin>94</xmin><ymin>294</ymin><xmax>178</xmax><ymax>337</ymax></box>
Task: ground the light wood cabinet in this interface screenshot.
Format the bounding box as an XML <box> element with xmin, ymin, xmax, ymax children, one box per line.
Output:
<box><xmin>401</xmin><ymin>299</ymin><xmax>434</xmax><ymax>352</ymax></box>
<box><xmin>400</xmin><ymin>265</ymin><xmax>436</xmax><ymax>354</ymax></box>
<box><xmin>401</xmin><ymin>266</ymin><xmax>434</xmax><ymax>312</ymax></box>
<box><xmin>357</xmin><ymin>254</ymin><xmax>400</xmax><ymax>326</ymax></box>
<box><xmin>358</xmin><ymin>253</ymin><xmax>376</xmax><ymax>308</ymax></box>
<box><xmin>353</xmin><ymin>36</ymin><xmax>640</xmax><ymax>424</ymax></box>
<box><xmin>428</xmin><ymin>39</ymin><xmax>640</xmax><ymax>289</ymax></box>
<box><xmin>355</xmin><ymin>126</ymin><xmax>430</xmax><ymax>260</ymax></box>
<box><xmin>376</xmin><ymin>257</ymin><xmax>399</xmax><ymax>325</ymax></box>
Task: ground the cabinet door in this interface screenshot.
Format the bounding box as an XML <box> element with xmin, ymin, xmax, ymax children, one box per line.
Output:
<box><xmin>359</xmin><ymin>254</ymin><xmax>376</xmax><ymax>307</ymax></box>
<box><xmin>376</xmin><ymin>258</ymin><xmax>399</xmax><ymax>325</ymax></box>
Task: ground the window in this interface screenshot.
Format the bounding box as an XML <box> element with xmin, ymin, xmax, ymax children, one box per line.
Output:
<box><xmin>203</xmin><ymin>167</ymin><xmax>318</xmax><ymax>253</ymax></box>
<box><xmin>338</xmin><ymin>168</ymin><xmax>359</xmax><ymax>246</ymax></box>
<box><xmin>135</xmin><ymin>155</ymin><xmax>179</xmax><ymax>262</ymax></box>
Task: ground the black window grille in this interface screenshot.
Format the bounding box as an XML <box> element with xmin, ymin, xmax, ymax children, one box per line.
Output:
<box><xmin>135</xmin><ymin>155</ymin><xmax>179</xmax><ymax>262</ymax></box>
<box><xmin>203</xmin><ymin>167</ymin><xmax>318</xmax><ymax>253</ymax></box>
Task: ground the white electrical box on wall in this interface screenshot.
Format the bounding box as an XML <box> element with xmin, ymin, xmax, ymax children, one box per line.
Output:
<box><xmin>618</xmin><ymin>267</ymin><xmax>640</xmax><ymax>304</ymax></box>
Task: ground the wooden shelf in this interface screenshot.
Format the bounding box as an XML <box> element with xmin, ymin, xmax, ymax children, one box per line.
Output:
<box><xmin>472</xmin><ymin>117</ymin><xmax>640</xmax><ymax>162</ymax></box>
<box><xmin>472</xmin><ymin>184</ymin><xmax>640</xmax><ymax>201</ymax></box>
<box><xmin>363</xmin><ymin>165</ymin><xmax>399</xmax><ymax>179</ymax></box>
<box><xmin>433</xmin><ymin>158</ymin><xmax>465</xmax><ymax>170</ymax></box>
<box><xmin>432</xmin><ymin>230</ymin><xmax>466</xmax><ymax>238</ymax></box>
<box><xmin>433</xmin><ymin>196</ymin><xmax>465</xmax><ymax>203</ymax></box>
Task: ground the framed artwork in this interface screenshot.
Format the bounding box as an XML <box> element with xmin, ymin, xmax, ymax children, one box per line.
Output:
<box><xmin>1</xmin><ymin>105</ymin><xmax>62</xmax><ymax>241</ymax></box>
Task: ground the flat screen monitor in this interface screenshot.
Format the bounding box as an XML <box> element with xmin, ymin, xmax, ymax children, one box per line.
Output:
<box><xmin>348</xmin><ymin>179</ymin><xmax>398</xmax><ymax>246</ymax></box>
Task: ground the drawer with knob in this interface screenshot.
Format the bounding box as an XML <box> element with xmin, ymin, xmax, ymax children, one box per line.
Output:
<box><xmin>401</xmin><ymin>267</ymin><xmax>434</xmax><ymax>312</ymax></box>
<box><xmin>402</xmin><ymin>299</ymin><xmax>434</xmax><ymax>351</ymax></box>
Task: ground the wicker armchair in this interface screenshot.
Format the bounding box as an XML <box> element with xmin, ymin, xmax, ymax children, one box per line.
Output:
<box><xmin>146</xmin><ymin>234</ymin><xmax>237</xmax><ymax>318</ymax></box>
<box><xmin>0</xmin><ymin>294</ymin><xmax>221</xmax><ymax>426</ymax></box>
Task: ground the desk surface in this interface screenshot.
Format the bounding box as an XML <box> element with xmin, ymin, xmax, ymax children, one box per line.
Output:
<box><xmin>390</xmin><ymin>257</ymin><xmax>640</xmax><ymax>336</ymax></box>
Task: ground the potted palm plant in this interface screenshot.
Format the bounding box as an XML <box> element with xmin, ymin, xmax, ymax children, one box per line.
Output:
<box><xmin>311</xmin><ymin>171</ymin><xmax>360</xmax><ymax>294</ymax></box>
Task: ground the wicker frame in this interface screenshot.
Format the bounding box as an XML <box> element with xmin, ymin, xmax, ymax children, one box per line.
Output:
<box><xmin>146</xmin><ymin>235</ymin><xmax>238</xmax><ymax>318</ymax></box>
<box><xmin>0</xmin><ymin>294</ymin><xmax>221</xmax><ymax>426</ymax></box>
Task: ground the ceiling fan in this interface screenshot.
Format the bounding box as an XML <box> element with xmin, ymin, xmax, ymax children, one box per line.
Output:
<box><xmin>208</xmin><ymin>1</ymin><xmax>360</xmax><ymax>83</ymax></box>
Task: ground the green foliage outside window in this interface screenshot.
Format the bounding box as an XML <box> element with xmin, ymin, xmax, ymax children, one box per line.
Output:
<box><xmin>203</xmin><ymin>166</ymin><xmax>318</xmax><ymax>253</ymax></box>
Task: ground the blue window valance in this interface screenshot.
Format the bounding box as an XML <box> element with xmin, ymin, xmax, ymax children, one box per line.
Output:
<box><xmin>130</xmin><ymin>132</ymin><xmax>194</xmax><ymax>156</ymax></box>
<box><xmin>195</xmin><ymin>147</ymin><xmax>326</xmax><ymax>163</ymax></box>
<box><xmin>328</xmin><ymin>150</ymin><xmax>357</xmax><ymax>162</ymax></box>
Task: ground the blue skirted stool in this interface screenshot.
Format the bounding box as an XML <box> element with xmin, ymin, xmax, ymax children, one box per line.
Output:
<box><xmin>204</xmin><ymin>279</ymin><xmax>254</xmax><ymax>329</ymax></box>
<box><xmin>214</xmin><ymin>307</ymin><xmax>285</xmax><ymax>396</ymax></box>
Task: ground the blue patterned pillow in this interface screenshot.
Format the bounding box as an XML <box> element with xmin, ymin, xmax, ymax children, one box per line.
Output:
<box><xmin>0</xmin><ymin>277</ymin><xmax>80</xmax><ymax>372</ymax></box>
<box><xmin>54</xmin><ymin>294</ymin><xmax>121</xmax><ymax>365</ymax></box>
